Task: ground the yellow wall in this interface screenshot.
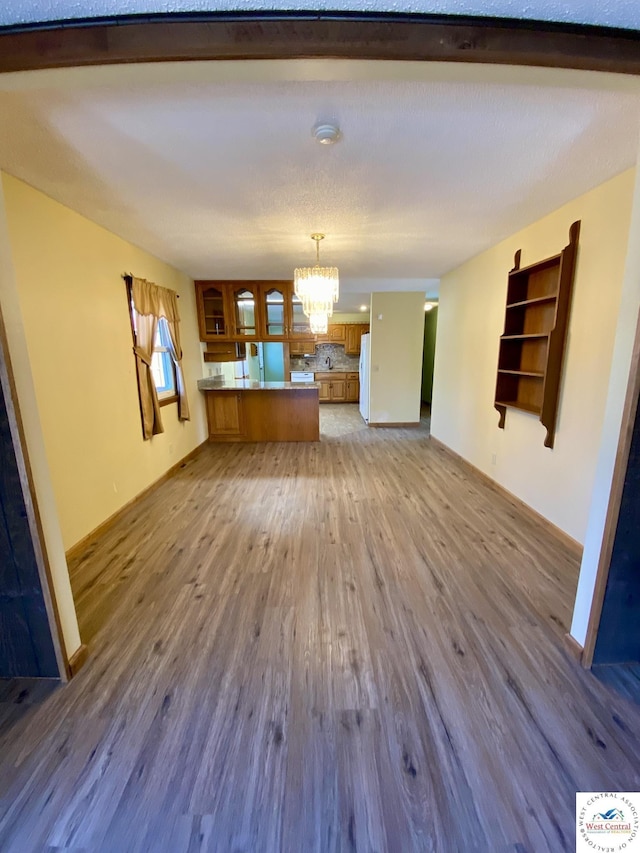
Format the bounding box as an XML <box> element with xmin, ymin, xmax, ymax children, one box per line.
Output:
<box><xmin>369</xmin><ymin>291</ymin><xmax>425</xmax><ymax>424</ymax></box>
<box><xmin>431</xmin><ymin>169</ymin><xmax>635</xmax><ymax>544</ymax></box>
<box><xmin>333</xmin><ymin>312</ymin><xmax>371</xmax><ymax>323</ymax></box>
<box><xmin>2</xmin><ymin>173</ymin><xmax>208</xmax><ymax>551</ymax></box>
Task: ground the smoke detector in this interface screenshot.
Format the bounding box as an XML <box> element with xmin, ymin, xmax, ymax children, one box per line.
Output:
<box><xmin>312</xmin><ymin>123</ymin><xmax>341</xmax><ymax>145</ymax></box>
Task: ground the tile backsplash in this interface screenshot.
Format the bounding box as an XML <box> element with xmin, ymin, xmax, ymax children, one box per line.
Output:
<box><xmin>290</xmin><ymin>343</ymin><xmax>360</xmax><ymax>372</ymax></box>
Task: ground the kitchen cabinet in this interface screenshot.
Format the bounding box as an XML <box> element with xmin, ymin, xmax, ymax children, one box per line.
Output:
<box><xmin>228</xmin><ymin>282</ymin><xmax>261</xmax><ymax>340</ymax></box>
<box><xmin>345</xmin><ymin>324</ymin><xmax>370</xmax><ymax>356</ymax></box>
<box><xmin>289</xmin><ymin>341</ymin><xmax>316</xmax><ymax>355</ymax></box>
<box><xmin>195</xmin><ymin>282</ymin><xmax>232</xmax><ymax>341</ymax></box>
<box><xmin>200</xmin><ymin>382</ymin><xmax>320</xmax><ymax>442</ymax></box>
<box><xmin>205</xmin><ymin>392</ymin><xmax>246</xmax><ymax>436</ymax></box>
<box><xmin>257</xmin><ymin>281</ymin><xmax>315</xmax><ymax>340</ymax></box>
<box><xmin>316</xmin><ymin>324</ymin><xmax>346</xmax><ymax>344</ymax></box>
<box><xmin>330</xmin><ymin>379</ymin><xmax>346</xmax><ymax>401</ymax></box>
<box><xmin>315</xmin><ymin>372</ymin><xmax>359</xmax><ymax>403</ymax></box>
<box><xmin>258</xmin><ymin>282</ymin><xmax>288</xmax><ymax>340</ymax></box>
<box><xmin>203</xmin><ymin>342</ymin><xmax>246</xmax><ymax>362</ymax></box>
<box><xmin>195</xmin><ymin>280</ymin><xmax>261</xmax><ymax>342</ymax></box>
<box><xmin>196</xmin><ymin>280</ymin><xmax>311</xmax><ymax>342</ymax></box>
<box><xmin>346</xmin><ymin>372</ymin><xmax>360</xmax><ymax>402</ymax></box>
<box><xmin>195</xmin><ymin>280</ymin><xmax>369</xmax><ymax>344</ymax></box>
<box><xmin>315</xmin><ymin>372</ymin><xmax>350</xmax><ymax>403</ymax></box>
<box><xmin>318</xmin><ymin>378</ymin><xmax>331</xmax><ymax>401</ymax></box>
<box><xmin>315</xmin><ymin>323</ymin><xmax>368</xmax><ymax>351</ymax></box>
<box><xmin>328</xmin><ymin>324</ymin><xmax>346</xmax><ymax>343</ymax></box>
<box><xmin>195</xmin><ymin>281</ymin><xmax>359</xmax><ymax>346</ymax></box>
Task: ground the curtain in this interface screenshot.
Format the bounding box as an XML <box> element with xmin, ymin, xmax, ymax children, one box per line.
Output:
<box><xmin>132</xmin><ymin>310</ymin><xmax>163</xmax><ymax>440</ymax></box>
<box><xmin>162</xmin><ymin>289</ymin><xmax>191</xmax><ymax>422</ymax></box>
<box><xmin>130</xmin><ymin>276</ymin><xmax>191</xmax><ymax>439</ymax></box>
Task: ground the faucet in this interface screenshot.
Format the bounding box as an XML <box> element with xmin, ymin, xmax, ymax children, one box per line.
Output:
<box><xmin>326</xmin><ymin>356</ymin><xmax>333</xmax><ymax>370</ymax></box>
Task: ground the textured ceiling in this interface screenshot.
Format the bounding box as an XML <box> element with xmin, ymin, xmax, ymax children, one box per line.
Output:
<box><xmin>1</xmin><ymin>0</ymin><xmax>640</xmax><ymax>29</ymax></box>
<box><xmin>0</xmin><ymin>61</ymin><xmax>638</xmax><ymax>311</ymax></box>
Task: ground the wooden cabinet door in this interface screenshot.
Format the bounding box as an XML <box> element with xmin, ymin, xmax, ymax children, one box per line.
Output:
<box><xmin>346</xmin><ymin>379</ymin><xmax>360</xmax><ymax>402</ymax></box>
<box><xmin>258</xmin><ymin>283</ymin><xmax>290</xmax><ymax>340</ymax></box>
<box><xmin>345</xmin><ymin>324</ymin><xmax>359</xmax><ymax>355</ymax></box>
<box><xmin>318</xmin><ymin>380</ymin><xmax>331</xmax><ymax>402</ymax></box>
<box><xmin>206</xmin><ymin>393</ymin><xmax>245</xmax><ymax>436</ymax></box>
<box><xmin>330</xmin><ymin>379</ymin><xmax>346</xmax><ymax>401</ymax></box>
<box><xmin>228</xmin><ymin>283</ymin><xmax>260</xmax><ymax>341</ymax></box>
<box><xmin>316</xmin><ymin>323</ymin><xmax>344</xmax><ymax>344</ymax></box>
<box><xmin>289</xmin><ymin>341</ymin><xmax>316</xmax><ymax>355</ymax></box>
<box><xmin>345</xmin><ymin>324</ymin><xmax>369</xmax><ymax>355</ymax></box>
<box><xmin>195</xmin><ymin>281</ymin><xmax>232</xmax><ymax>341</ymax></box>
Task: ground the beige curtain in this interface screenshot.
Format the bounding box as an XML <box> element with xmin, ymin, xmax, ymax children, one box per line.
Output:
<box><xmin>132</xmin><ymin>310</ymin><xmax>164</xmax><ymax>440</ymax></box>
<box><xmin>130</xmin><ymin>277</ymin><xmax>190</xmax><ymax>438</ymax></box>
<box><xmin>132</xmin><ymin>277</ymin><xmax>180</xmax><ymax>322</ymax></box>
<box><xmin>162</xmin><ymin>289</ymin><xmax>191</xmax><ymax>422</ymax></box>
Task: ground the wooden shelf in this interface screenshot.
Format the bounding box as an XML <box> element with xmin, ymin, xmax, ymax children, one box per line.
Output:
<box><xmin>495</xmin><ymin>400</ymin><xmax>542</xmax><ymax>416</ymax></box>
<box><xmin>498</xmin><ymin>369</ymin><xmax>544</xmax><ymax>378</ymax></box>
<box><xmin>506</xmin><ymin>295</ymin><xmax>558</xmax><ymax>309</ymax></box>
<box><xmin>494</xmin><ymin>221</ymin><xmax>580</xmax><ymax>448</ymax></box>
<box><xmin>508</xmin><ymin>253</ymin><xmax>561</xmax><ymax>277</ymax></box>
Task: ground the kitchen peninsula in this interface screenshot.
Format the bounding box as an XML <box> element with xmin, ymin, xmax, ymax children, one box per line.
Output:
<box><xmin>198</xmin><ymin>378</ymin><xmax>319</xmax><ymax>442</ymax></box>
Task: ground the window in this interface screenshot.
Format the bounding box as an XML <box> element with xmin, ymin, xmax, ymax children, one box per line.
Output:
<box><xmin>126</xmin><ymin>274</ymin><xmax>190</xmax><ymax>440</ymax></box>
<box><xmin>151</xmin><ymin>318</ymin><xmax>177</xmax><ymax>401</ymax></box>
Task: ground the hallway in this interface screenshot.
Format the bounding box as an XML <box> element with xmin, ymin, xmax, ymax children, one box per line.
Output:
<box><xmin>0</xmin><ymin>422</ymin><xmax>638</xmax><ymax>851</ymax></box>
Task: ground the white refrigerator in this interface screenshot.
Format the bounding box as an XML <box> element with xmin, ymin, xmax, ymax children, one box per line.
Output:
<box><xmin>359</xmin><ymin>333</ymin><xmax>370</xmax><ymax>422</ymax></box>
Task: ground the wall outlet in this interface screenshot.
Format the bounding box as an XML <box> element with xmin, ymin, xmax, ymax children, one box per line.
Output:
<box><xmin>169</xmin><ymin>442</ymin><xmax>174</xmax><ymax>456</ymax></box>
<box><xmin>491</xmin><ymin>453</ymin><xmax>497</xmax><ymax>466</ymax></box>
<box><xmin>113</xmin><ymin>482</ymin><xmax>118</xmax><ymax>493</ymax></box>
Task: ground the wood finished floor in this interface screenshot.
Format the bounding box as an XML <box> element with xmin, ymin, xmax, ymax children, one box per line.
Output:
<box><xmin>1</xmin><ymin>404</ymin><xmax>639</xmax><ymax>852</ymax></box>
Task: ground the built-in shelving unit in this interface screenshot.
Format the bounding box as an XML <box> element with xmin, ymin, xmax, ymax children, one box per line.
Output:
<box><xmin>494</xmin><ymin>220</ymin><xmax>580</xmax><ymax>448</ymax></box>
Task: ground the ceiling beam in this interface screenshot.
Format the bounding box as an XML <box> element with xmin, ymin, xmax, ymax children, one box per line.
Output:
<box><xmin>0</xmin><ymin>12</ymin><xmax>640</xmax><ymax>76</ymax></box>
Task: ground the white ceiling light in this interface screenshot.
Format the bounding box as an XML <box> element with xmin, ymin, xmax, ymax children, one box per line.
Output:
<box><xmin>360</xmin><ymin>304</ymin><xmax>368</xmax><ymax>312</ymax></box>
<box><xmin>424</xmin><ymin>301</ymin><xmax>436</xmax><ymax>312</ymax></box>
<box><xmin>312</xmin><ymin>122</ymin><xmax>341</xmax><ymax>145</ymax></box>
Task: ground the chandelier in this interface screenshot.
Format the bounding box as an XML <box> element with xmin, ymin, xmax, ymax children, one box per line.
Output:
<box><xmin>294</xmin><ymin>234</ymin><xmax>339</xmax><ymax>334</ymax></box>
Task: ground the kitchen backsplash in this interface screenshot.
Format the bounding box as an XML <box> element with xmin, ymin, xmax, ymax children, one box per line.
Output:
<box><xmin>290</xmin><ymin>343</ymin><xmax>360</xmax><ymax>372</ymax></box>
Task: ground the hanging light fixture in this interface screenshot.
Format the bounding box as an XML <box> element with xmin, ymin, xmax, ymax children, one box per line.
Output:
<box><xmin>294</xmin><ymin>234</ymin><xmax>339</xmax><ymax>334</ymax></box>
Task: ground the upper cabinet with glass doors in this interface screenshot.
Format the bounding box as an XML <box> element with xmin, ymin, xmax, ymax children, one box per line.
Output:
<box><xmin>258</xmin><ymin>282</ymin><xmax>289</xmax><ymax>340</ymax></box>
<box><xmin>195</xmin><ymin>282</ymin><xmax>231</xmax><ymax>340</ymax></box>
<box><xmin>257</xmin><ymin>281</ymin><xmax>315</xmax><ymax>339</ymax></box>
<box><xmin>229</xmin><ymin>283</ymin><xmax>260</xmax><ymax>340</ymax></box>
<box><xmin>195</xmin><ymin>280</ymin><xmax>316</xmax><ymax>342</ymax></box>
<box><xmin>195</xmin><ymin>280</ymin><xmax>261</xmax><ymax>341</ymax></box>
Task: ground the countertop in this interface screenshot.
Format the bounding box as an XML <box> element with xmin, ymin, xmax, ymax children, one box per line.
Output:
<box><xmin>198</xmin><ymin>378</ymin><xmax>319</xmax><ymax>392</ymax></box>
